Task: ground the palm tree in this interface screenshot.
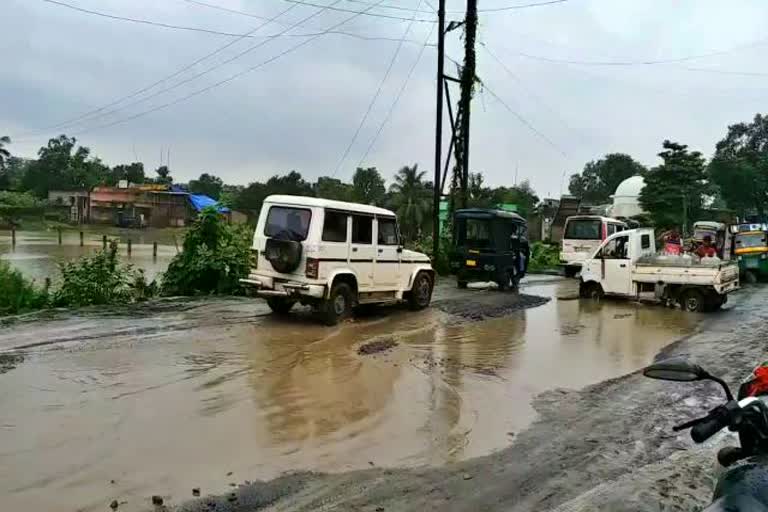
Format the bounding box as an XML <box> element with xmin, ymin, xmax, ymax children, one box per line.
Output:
<box><xmin>389</xmin><ymin>164</ymin><xmax>431</xmax><ymax>241</ymax></box>
<box><xmin>0</xmin><ymin>136</ymin><xmax>10</xmax><ymax>170</ymax></box>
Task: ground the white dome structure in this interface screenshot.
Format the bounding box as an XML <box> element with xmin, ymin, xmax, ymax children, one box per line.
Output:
<box><xmin>609</xmin><ymin>175</ymin><xmax>646</xmax><ymax>218</ymax></box>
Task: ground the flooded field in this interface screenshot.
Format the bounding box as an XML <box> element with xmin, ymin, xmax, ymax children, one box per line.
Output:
<box><xmin>0</xmin><ymin>228</ymin><xmax>180</xmax><ymax>282</ymax></box>
<box><xmin>0</xmin><ymin>278</ymin><xmax>699</xmax><ymax>511</ymax></box>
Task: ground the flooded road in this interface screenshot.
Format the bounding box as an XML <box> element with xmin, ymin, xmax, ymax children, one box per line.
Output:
<box><xmin>0</xmin><ymin>229</ymin><xmax>178</xmax><ymax>282</ymax></box>
<box><xmin>0</xmin><ymin>278</ymin><xmax>698</xmax><ymax>511</ymax></box>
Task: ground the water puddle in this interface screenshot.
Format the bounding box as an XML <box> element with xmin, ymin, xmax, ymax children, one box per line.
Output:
<box><xmin>0</xmin><ymin>278</ymin><xmax>697</xmax><ymax>511</ymax></box>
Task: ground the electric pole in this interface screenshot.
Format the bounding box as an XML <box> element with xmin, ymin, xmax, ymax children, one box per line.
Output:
<box><xmin>459</xmin><ymin>0</ymin><xmax>477</xmax><ymax>209</ymax></box>
<box><xmin>432</xmin><ymin>0</ymin><xmax>446</xmax><ymax>263</ymax></box>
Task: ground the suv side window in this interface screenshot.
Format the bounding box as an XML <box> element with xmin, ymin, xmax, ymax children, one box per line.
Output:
<box><xmin>602</xmin><ymin>235</ymin><xmax>629</xmax><ymax>259</ymax></box>
<box><xmin>377</xmin><ymin>218</ymin><xmax>398</xmax><ymax>245</ymax></box>
<box><xmin>606</xmin><ymin>223</ymin><xmax>616</xmax><ymax>236</ymax></box>
<box><xmin>322</xmin><ymin>211</ymin><xmax>348</xmax><ymax>242</ymax></box>
<box><xmin>352</xmin><ymin>215</ymin><xmax>373</xmax><ymax>244</ymax></box>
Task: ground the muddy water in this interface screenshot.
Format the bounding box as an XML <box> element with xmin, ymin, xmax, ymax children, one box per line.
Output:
<box><xmin>0</xmin><ymin>229</ymin><xmax>178</xmax><ymax>282</ymax></box>
<box><xmin>0</xmin><ymin>278</ymin><xmax>698</xmax><ymax>511</ymax></box>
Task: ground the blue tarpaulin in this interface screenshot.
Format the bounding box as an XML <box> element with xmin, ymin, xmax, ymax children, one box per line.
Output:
<box><xmin>188</xmin><ymin>194</ymin><xmax>230</xmax><ymax>213</ymax></box>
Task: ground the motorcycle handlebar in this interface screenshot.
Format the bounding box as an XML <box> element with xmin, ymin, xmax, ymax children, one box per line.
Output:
<box><xmin>690</xmin><ymin>414</ymin><xmax>727</xmax><ymax>443</ymax></box>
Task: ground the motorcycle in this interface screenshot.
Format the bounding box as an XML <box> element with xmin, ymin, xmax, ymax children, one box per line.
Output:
<box><xmin>644</xmin><ymin>359</ymin><xmax>768</xmax><ymax>511</ymax></box>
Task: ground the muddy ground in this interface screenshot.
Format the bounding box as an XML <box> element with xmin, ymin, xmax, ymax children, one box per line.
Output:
<box><xmin>169</xmin><ymin>286</ymin><xmax>767</xmax><ymax>512</ymax></box>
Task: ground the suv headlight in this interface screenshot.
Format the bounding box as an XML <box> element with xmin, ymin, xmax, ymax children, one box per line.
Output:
<box><xmin>250</xmin><ymin>249</ymin><xmax>259</xmax><ymax>269</ymax></box>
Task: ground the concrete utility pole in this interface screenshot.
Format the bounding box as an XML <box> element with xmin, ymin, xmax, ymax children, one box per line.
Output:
<box><xmin>432</xmin><ymin>0</ymin><xmax>446</xmax><ymax>263</ymax></box>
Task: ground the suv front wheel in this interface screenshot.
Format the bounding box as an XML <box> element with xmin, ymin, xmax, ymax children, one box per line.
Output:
<box><xmin>408</xmin><ymin>272</ymin><xmax>434</xmax><ymax>310</ymax></box>
<box><xmin>320</xmin><ymin>282</ymin><xmax>353</xmax><ymax>326</ymax></box>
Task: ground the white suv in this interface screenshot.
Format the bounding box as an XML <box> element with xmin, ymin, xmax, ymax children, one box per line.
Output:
<box><xmin>240</xmin><ymin>195</ymin><xmax>435</xmax><ymax>325</ymax></box>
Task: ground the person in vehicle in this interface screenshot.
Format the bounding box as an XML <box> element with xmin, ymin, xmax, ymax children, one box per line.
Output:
<box><xmin>663</xmin><ymin>230</ymin><xmax>682</xmax><ymax>255</ymax></box>
<box><xmin>696</xmin><ymin>235</ymin><xmax>717</xmax><ymax>258</ymax></box>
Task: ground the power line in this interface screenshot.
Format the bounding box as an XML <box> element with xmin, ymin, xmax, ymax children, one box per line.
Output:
<box><xmin>507</xmin><ymin>37</ymin><xmax>768</xmax><ymax>66</ymax></box>
<box><xmin>340</xmin><ymin>0</ymin><xmax>569</xmax><ymax>13</ymax></box>
<box><xmin>18</xmin><ymin>2</ymin><xmax>300</xmax><ymax>138</ymax></box>
<box><xmin>357</xmin><ymin>23</ymin><xmax>436</xmax><ymax>166</ymax></box>
<box><xmin>475</xmin><ymin>0</ymin><xmax>569</xmax><ymax>12</ymax></box>
<box><xmin>480</xmin><ymin>79</ymin><xmax>569</xmax><ymax>158</ymax></box>
<box><xmin>677</xmin><ymin>65</ymin><xmax>768</xmax><ymax>77</ymax></box>
<box><xmin>40</xmin><ymin>0</ymin><xmax>277</xmax><ymax>38</ymax></box>
<box><xmin>281</xmin><ymin>0</ymin><xmax>435</xmax><ymax>22</ymax></box>
<box><xmin>480</xmin><ymin>42</ymin><xmax>590</xmax><ymax>144</ymax></box>
<box><xmin>332</xmin><ymin>0</ymin><xmax>426</xmax><ymax>176</ymax></box>
<box><xmin>64</xmin><ymin>0</ymin><xmax>394</xmax><ymax>137</ymax></box>
<box><xmin>19</xmin><ymin>1</ymin><xmax>427</xmax><ymax>139</ymax></box>
<box><xmin>37</xmin><ymin>0</ymin><xmax>349</xmax><ymax>133</ymax></box>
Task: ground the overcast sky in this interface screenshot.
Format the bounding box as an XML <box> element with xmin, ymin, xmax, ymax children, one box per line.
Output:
<box><xmin>3</xmin><ymin>0</ymin><xmax>768</xmax><ymax>198</ymax></box>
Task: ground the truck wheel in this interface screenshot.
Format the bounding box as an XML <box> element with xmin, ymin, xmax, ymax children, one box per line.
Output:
<box><xmin>579</xmin><ymin>282</ymin><xmax>604</xmax><ymax>300</ymax></box>
<box><xmin>266</xmin><ymin>297</ymin><xmax>296</xmax><ymax>315</ymax></box>
<box><xmin>497</xmin><ymin>269</ymin><xmax>519</xmax><ymax>292</ymax></box>
<box><xmin>745</xmin><ymin>270</ymin><xmax>758</xmax><ymax>284</ymax></box>
<box><xmin>680</xmin><ymin>289</ymin><xmax>705</xmax><ymax>312</ymax></box>
<box><xmin>408</xmin><ymin>272</ymin><xmax>434</xmax><ymax>310</ymax></box>
<box><xmin>457</xmin><ymin>280</ymin><xmax>468</xmax><ymax>289</ymax></box>
<box><xmin>320</xmin><ymin>282</ymin><xmax>353</xmax><ymax>326</ymax></box>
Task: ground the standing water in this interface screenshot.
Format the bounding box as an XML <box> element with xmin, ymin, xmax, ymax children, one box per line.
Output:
<box><xmin>0</xmin><ymin>277</ymin><xmax>697</xmax><ymax>511</ymax></box>
<box><xmin>0</xmin><ymin>228</ymin><xmax>179</xmax><ymax>282</ymax></box>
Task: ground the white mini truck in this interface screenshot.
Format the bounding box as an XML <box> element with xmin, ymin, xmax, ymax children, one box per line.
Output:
<box><xmin>579</xmin><ymin>228</ymin><xmax>739</xmax><ymax>312</ymax></box>
<box><xmin>240</xmin><ymin>195</ymin><xmax>436</xmax><ymax>325</ymax></box>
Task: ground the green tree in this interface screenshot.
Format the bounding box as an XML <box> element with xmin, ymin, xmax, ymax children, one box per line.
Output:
<box><xmin>154</xmin><ymin>165</ymin><xmax>173</xmax><ymax>185</ymax></box>
<box><xmin>389</xmin><ymin>164</ymin><xmax>431</xmax><ymax>241</ymax></box>
<box><xmin>639</xmin><ymin>140</ymin><xmax>709</xmax><ymax>232</ymax></box>
<box><xmin>105</xmin><ymin>162</ymin><xmax>145</xmax><ymax>186</ymax></box>
<box><xmin>352</xmin><ymin>167</ymin><xmax>386</xmax><ymax>205</ymax></box>
<box><xmin>161</xmin><ymin>207</ymin><xmax>251</xmax><ymax>295</ymax></box>
<box><xmin>0</xmin><ymin>136</ymin><xmax>11</xmax><ymax>172</ymax></box>
<box><xmin>568</xmin><ymin>153</ymin><xmax>647</xmax><ymax>204</ymax></box>
<box><xmin>0</xmin><ymin>157</ymin><xmax>30</xmax><ymax>191</ymax></box>
<box><xmin>232</xmin><ymin>171</ymin><xmax>313</xmax><ymax>215</ymax></box>
<box><xmin>490</xmin><ymin>180</ymin><xmax>540</xmax><ymax>218</ymax></box>
<box><xmin>218</xmin><ymin>184</ymin><xmax>244</xmax><ymax>208</ymax></box>
<box><xmin>709</xmin><ymin>113</ymin><xmax>768</xmax><ymax>218</ymax></box>
<box><xmin>188</xmin><ymin>172</ymin><xmax>224</xmax><ymax>199</ymax></box>
<box><xmin>21</xmin><ymin>135</ymin><xmax>108</xmax><ymax>197</ymax></box>
<box><xmin>315</xmin><ymin>176</ymin><xmax>354</xmax><ymax>201</ymax></box>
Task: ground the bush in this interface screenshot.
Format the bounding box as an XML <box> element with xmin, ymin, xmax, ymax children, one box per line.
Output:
<box><xmin>161</xmin><ymin>207</ymin><xmax>251</xmax><ymax>295</ymax></box>
<box><xmin>528</xmin><ymin>241</ymin><xmax>560</xmax><ymax>271</ymax></box>
<box><xmin>406</xmin><ymin>233</ymin><xmax>451</xmax><ymax>275</ymax></box>
<box><xmin>0</xmin><ymin>260</ymin><xmax>48</xmax><ymax>314</ymax></box>
<box><xmin>53</xmin><ymin>240</ymin><xmax>155</xmax><ymax>307</ymax></box>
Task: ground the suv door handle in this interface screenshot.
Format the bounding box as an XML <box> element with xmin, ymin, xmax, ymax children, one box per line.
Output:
<box><xmin>352</xmin><ymin>247</ymin><xmax>358</xmax><ymax>252</ymax></box>
<box><xmin>619</xmin><ymin>263</ymin><xmax>627</xmax><ymax>268</ymax></box>
<box><xmin>378</xmin><ymin>249</ymin><xmax>383</xmax><ymax>253</ymax></box>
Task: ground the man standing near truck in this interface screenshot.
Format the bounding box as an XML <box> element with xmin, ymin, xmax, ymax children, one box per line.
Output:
<box><xmin>696</xmin><ymin>235</ymin><xmax>717</xmax><ymax>258</ymax></box>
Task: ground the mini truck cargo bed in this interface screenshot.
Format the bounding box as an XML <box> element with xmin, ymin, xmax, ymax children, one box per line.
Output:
<box><xmin>632</xmin><ymin>260</ymin><xmax>740</xmax><ymax>293</ymax></box>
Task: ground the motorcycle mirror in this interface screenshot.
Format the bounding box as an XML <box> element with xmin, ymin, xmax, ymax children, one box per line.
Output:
<box><xmin>643</xmin><ymin>359</ymin><xmax>708</xmax><ymax>382</ymax></box>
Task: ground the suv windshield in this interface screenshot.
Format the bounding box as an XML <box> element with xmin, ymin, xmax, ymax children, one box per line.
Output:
<box><xmin>264</xmin><ymin>206</ymin><xmax>311</xmax><ymax>241</ymax></box>
<box><xmin>736</xmin><ymin>233</ymin><xmax>766</xmax><ymax>249</ymax></box>
<box><xmin>565</xmin><ymin>219</ymin><xmax>601</xmax><ymax>240</ymax></box>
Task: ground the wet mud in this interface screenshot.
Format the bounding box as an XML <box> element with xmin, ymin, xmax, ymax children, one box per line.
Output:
<box><xmin>0</xmin><ymin>277</ymin><xmax>706</xmax><ymax>511</ymax></box>
<box><xmin>357</xmin><ymin>338</ymin><xmax>398</xmax><ymax>355</ymax></box>
<box><xmin>171</xmin><ymin>286</ymin><xmax>766</xmax><ymax>512</ymax></box>
<box><xmin>0</xmin><ymin>352</ymin><xmax>23</xmax><ymax>374</ymax></box>
<box><xmin>435</xmin><ymin>291</ymin><xmax>550</xmax><ymax>322</ymax></box>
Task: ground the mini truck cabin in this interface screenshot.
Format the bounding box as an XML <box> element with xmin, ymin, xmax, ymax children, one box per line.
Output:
<box><xmin>450</xmin><ymin>208</ymin><xmax>530</xmax><ymax>290</ymax></box>
<box><xmin>239</xmin><ymin>195</ymin><xmax>435</xmax><ymax>325</ymax></box>
<box><xmin>579</xmin><ymin>228</ymin><xmax>739</xmax><ymax>312</ymax></box>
